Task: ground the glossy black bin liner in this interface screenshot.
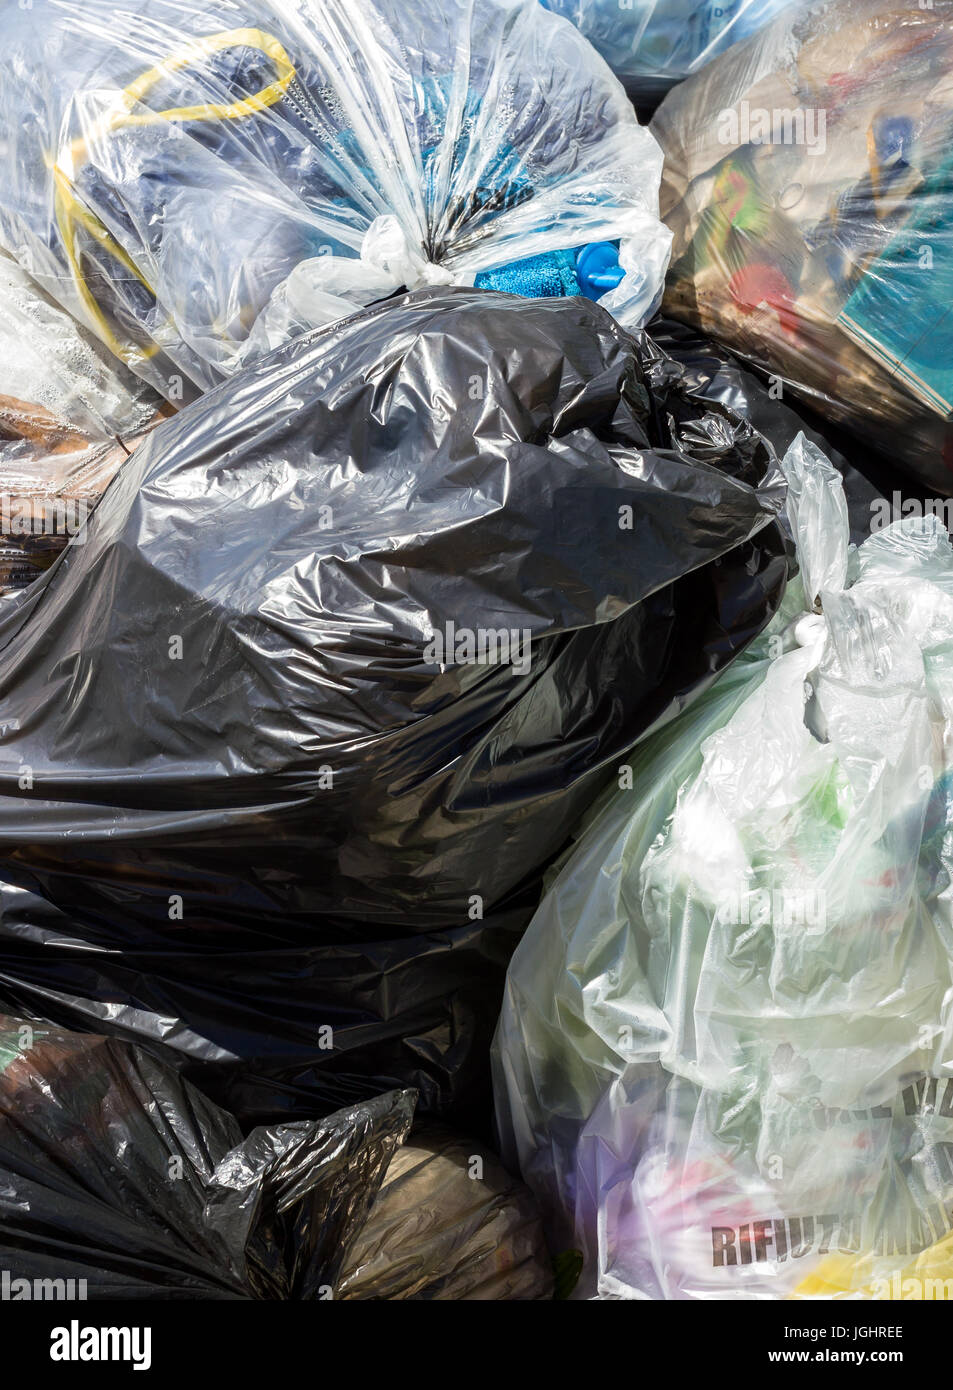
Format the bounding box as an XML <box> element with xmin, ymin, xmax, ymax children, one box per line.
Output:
<box><xmin>0</xmin><ymin>1013</ymin><xmax>415</xmax><ymax>1299</ymax></box>
<box><xmin>0</xmin><ymin>287</ymin><xmax>789</xmax><ymax>1131</ymax></box>
<box><xmin>643</xmin><ymin>316</ymin><xmax>891</xmax><ymax>544</ymax></box>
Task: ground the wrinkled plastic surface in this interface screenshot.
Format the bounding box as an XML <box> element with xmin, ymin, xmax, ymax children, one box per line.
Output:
<box><xmin>0</xmin><ymin>287</ymin><xmax>788</xmax><ymax>1131</ymax></box>
<box><xmin>0</xmin><ymin>1013</ymin><xmax>415</xmax><ymax>1299</ymax></box>
<box><xmin>338</xmin><ymin>1124</ymin><xmax>553</xmax><ymax>1299</ymax></box>
<box><xmin>652</xmin><ymin>0</ymin><xmax>953</xmax><ymax>493</ymax></box>
<box><xmin>543</xmin><ymin>0</ymin><xmax>802</xmax><ymax>102</ymax></box>
<box><xmin>644</xmin><ymin>316</ymin><xmax>886</xmax><ymax>544</ymax></box>
<box><xmin>0</xmin><ymin>255</ymin><xmax>166</xmax><ymax>594</ymax></box>
<box><xmin>0</xmin><ymin>0</ymin><xmax>670</xmax><ymax>398</ymax></box>
<box><xmin>494</xmin><ymin>432</ymin><xmax>953</xmax><ymax>1299</ymax></box>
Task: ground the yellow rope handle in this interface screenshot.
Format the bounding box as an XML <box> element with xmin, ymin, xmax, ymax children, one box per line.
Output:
<box><xmin>82</xmin><ymin>26</ymin><xmax>295</xmax><ymax>154</ymax></box>
<box><xmin>52</xmin><ymin>168</ymin><xmax>162</xmax><ymax>362</ymax></box>
<box><xmin>50</xmin><ymin>28</ymin><xmax>296</xmax><ymax>364</ymax></box>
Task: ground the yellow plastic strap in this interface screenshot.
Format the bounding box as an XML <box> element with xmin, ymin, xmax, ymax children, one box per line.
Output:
<box><xmin>119</xmin><ymin>27</ymin><xmax>296</xmax><ymax>127</ymax></box>
<box><xmin>51</xmin><ymin>28</ymin><xmax>296</xmax><ymax>362</ymax></box>
<box><xmin>52</xmin><ymin>168</ymin><xmax>161</xmax><ymax>363</ymax></box>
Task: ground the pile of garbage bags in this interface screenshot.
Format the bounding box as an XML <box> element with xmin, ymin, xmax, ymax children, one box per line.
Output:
<box><xmin>1</xmin><ymin>0</ymin><xmax>951</xmax><ymax>1308</ymax></box>
<box><xmin>652</xmin><ymin>0</ymin><xmax>953</xmax><ymax>491</ymax></box>
<box><xmin>0</xmin><ymin>1013</ymin><xmax>551</xmax><ymax>1298</ymax></box>
<box><xmin>0</xmin><ymin>287</ymin><xmax>789</xmax><ymax>1131</ymax></box>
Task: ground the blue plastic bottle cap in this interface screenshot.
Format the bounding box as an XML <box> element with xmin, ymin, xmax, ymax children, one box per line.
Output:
<box><xmin>575</xmin><ymin>242</ymin><xmax>625</xmax><ymax>300</ymax></box>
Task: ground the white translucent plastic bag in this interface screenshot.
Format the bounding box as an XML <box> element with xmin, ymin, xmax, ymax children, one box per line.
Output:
<box><xmin>494</xmin><ymin>434</ymin><xmax>953</xmax><ymax>1300</ymax></box>
<box><xmin>0</xmin><ymin>0</ymin><xmax>671</xmax><ymax>398</ymax></box>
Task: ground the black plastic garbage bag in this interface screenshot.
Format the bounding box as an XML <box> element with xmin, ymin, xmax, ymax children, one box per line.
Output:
<box><xmin>644</xmin><ymin>316</ymin><xmax>890</xmax><ymax>544</ymax></box>
<box><xmin>0</xmin><ymin>287</ymin><xmax>788</xmax><ymax>1130</ymax></box>
<box><xmin>0</xmin><ymin>1014</ymin><xmax>414</xmax><ymax>1299</ymax></box>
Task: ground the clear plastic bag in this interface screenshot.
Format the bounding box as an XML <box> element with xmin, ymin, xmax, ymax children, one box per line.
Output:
<box><xmin>652</xmin><ymin>0</ymin><xmax>953</xmax><ymax>493</ymax></box>
<box><xmin>0</xmin><ymin>254</ymin><xmax>166</xmax><ymax>594</ymax></box>
<box><xmin>543</xmin><ymin>0</ymin><xmax>803</xmax><ymax>103</ymax></box>
<box><xmin>494</xmin><ymin>433</ymin><xmax>953</xmax><ymax>1299</ymax></box>
<box><xmin>0</xmin><ymin>0</ymin><xmax>670</xmax><ymax>398</ymax></box>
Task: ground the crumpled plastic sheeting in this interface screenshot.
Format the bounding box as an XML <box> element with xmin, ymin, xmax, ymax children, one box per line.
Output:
<box><xmin>643</xmin><ymin>317</ymin><xmax>887</xmax><ymax>545</ymax></box>
<box><xmin>0</xmin><ymin>288</ymin><xmax>789</xmax><ymax>1131</ymax></box>
<box><xmin>0</xmin><ymin>1014</ymin><xmax>415</xmax><ymax>1299</ymax></box>
<box><xmin>652</xmin><ymin>0</ymin><xmax>953</xmax><ymax>493</ymax></box>
<box><xmin>0</xmin><ymin>254</ymin><xmax>167</xmax><ymax>594</ymax></box>
<box><xmin>338</xmin><ymin>1125</ymin><xmax>553</xmax><ymax>1299</ymax></box>
<box><xmin>542</xmin><ymin>0</ymin><xmax>803</xmax><ymax>103</ymax></box>
<box><xmin>0</xmin><ymin>0</ymin><xmax>670</xmax><ymax>398</ymax></box>
<box><xmin>494</xmin><ymin>433</ymin><xmax>953</xmax><ymax>1299</ymax></box>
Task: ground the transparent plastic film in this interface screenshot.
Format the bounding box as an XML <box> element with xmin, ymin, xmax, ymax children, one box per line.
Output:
<box><xmin>542</xmin><ymin>0</ymin><xmax>805</xmax><ymax>103</ymax></box>
<box><xmin>494</xmin><ymin>433</ymin><xmax>953</xmax><ymax>1299</ymax></box>
<box><xmin>652</xmin><ymin>0</ymin><xmax>953</xmax><ymax>492</ymax></box>
<box><xmin>0</xmin><ymin>253</ymin><xmax>166</xmax><ymax>595</ymax></box>
<box><xmin>0</xmin><ymin>0</ymin><xmax>671</xmax><ymax>398</ymax></box>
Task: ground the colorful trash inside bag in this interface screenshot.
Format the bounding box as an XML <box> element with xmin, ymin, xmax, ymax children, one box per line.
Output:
<box><xmin>0</xmin><ymin>255</ymin><xmax>167</xmax><ymax>595</ymax></box>
<box><xmin>338</xmin><ymin>1125</ymin><xmax>553</xmax><ymax>1299</ymax></box>
<box><xmin>0</xmin><ymin>1013</ymin><xmax>415</xmax><ymax>1298</ymax></box>
<box><xmin>0</xmin><ymin>0</ymin><xmax>670</xmax><ymax>399</ymax></box>
<box><xmin>494</xmin><ymin>432</ymin><xmax>953</xmax><ymax>1299</ymax></box>
<box><xmin>0</xmin><ymin>287</ymin><xmax>788</xmax><ymax>1132</ymax></box>
<box><xmin>652</xmin><ymin>0</ymin><xmax>953</xmax><ymax>493</ymax></box>
<box><xmin>542</xmin><ymin>0</ymin><xmax>802</xmax><ymax>104</ymax></box>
